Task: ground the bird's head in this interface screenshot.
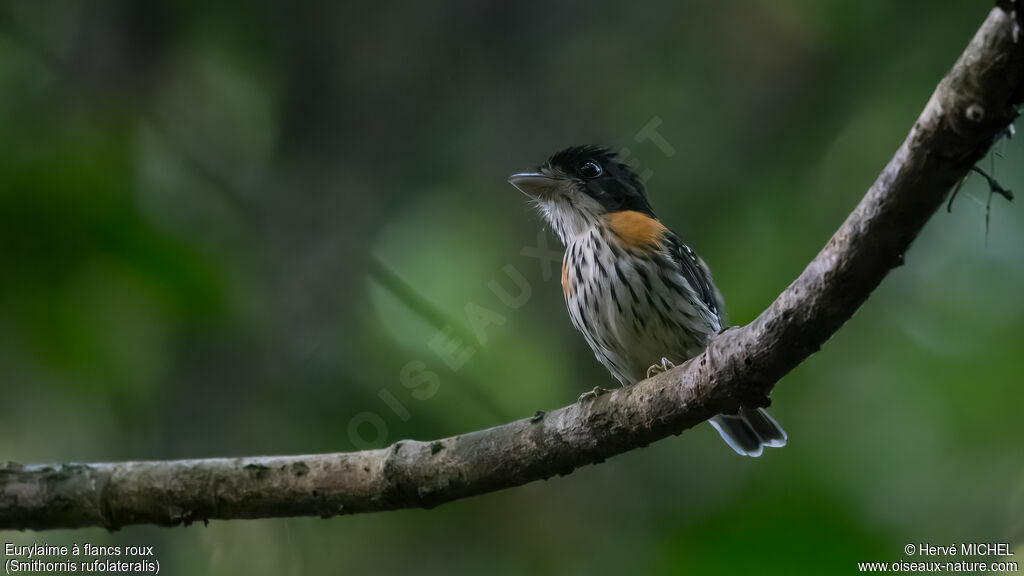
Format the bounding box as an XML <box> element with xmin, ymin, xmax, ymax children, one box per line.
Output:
<box><xmin>509</xmin><ymin>145</ymin><xmax>653</xmax><ymax>245</ymax></box>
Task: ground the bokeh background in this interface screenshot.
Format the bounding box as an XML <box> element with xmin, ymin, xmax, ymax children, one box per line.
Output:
<box><xmin>2</xmin><ymin>1</ymin><xmax>1023</xmax><ymax>574</ymax></box>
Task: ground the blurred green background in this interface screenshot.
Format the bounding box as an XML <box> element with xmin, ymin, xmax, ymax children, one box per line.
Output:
<box><xmin>2</xmin><ymin>1</ymin><xmax>1022</xmax><ymax>574</ymax></box>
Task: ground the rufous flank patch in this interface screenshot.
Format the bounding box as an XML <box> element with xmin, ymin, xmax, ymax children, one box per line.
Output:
<box><xmin>603</xmin><ymin>210</ymin><xmax>666</xmax><ymax>251</ymax></box>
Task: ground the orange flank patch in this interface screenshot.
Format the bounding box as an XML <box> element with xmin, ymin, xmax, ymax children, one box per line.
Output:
<box><xmin>561</xmin><ymin>259</ymin><xmax>572</xmax><ymax>296</ymax></box>
<box><xmin>604</xmin><ymin>210</ymin><xmax>667</xmax><ymax>250</ymax></box>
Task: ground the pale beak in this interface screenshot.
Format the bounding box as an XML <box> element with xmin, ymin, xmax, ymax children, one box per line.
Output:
<box><xmin>508</xmin><ymin>172</ymin><xmax>559</xmax><ymax>197</ymax></box>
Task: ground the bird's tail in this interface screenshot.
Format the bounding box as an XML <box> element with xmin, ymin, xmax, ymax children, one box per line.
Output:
<box><xmin>709</xmin><ymin>407</ymin><xmax>787</xmax><ymax>457</ymax></box>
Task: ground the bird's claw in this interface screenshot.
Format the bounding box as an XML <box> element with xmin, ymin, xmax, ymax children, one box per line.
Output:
<box><xmin>577</xmin><ymin>386</ymin><xmax>612</xmax><ymax>402</ymax></box>
<box><xmin>646</xmin><ymin>357</ymin><xmax>675</xmax><ymax>378</ymax></box>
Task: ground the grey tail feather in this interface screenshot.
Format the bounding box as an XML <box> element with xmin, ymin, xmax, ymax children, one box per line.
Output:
<box><xmin>709</xmin><ymin>407</ymin><xmax>787</xmax><ymax>457</ymax></box>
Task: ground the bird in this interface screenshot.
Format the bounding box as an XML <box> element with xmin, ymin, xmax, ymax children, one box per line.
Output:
<box><xmin>508</xmin><ymin>145</ymin><xmax>786</xmax><ymax>456</ymax></box>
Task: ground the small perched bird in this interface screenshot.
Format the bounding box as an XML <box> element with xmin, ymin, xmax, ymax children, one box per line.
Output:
<box><xmin>509</xmin><ymin>145</ymin><xmax>786</xmax><ymax>456</ymax></box>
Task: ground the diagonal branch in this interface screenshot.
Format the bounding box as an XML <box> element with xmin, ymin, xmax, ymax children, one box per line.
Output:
<box><xmin>3</xmin><ymin>5</ymin><xmax>1023</xmax><ymax>532</ymax></box>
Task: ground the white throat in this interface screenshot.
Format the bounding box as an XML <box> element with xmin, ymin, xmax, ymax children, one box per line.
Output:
<box><xmin>534</xmin><ymin>194</ymin><xmax>604</xmax><ymax>246</ymax></box>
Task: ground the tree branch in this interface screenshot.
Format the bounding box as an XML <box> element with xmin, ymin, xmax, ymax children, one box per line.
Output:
<box><xmin>3</xmin><ymin>5</ymin><xmax>1023</xmax><ymax>532</ymax></box>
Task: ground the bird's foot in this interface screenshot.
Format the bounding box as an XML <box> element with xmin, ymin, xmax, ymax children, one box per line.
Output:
<box><xmin>715</xmin><ymin>325</ymin><xmax>739</xmax><ymax>337</ymax></box>
<box><xmin>646</xmin><ymin>357</ymin><xmax>675</xmax><ymax>378</ymax></box>
<box><xmin>577</xmin><ymin>386</ymin><xmax>612</xmax><ymax>402</ymax></box>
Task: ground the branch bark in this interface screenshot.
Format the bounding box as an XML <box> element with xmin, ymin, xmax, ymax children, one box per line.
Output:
<box><xmin>3</xmin><ymin>5</ymin><xmax>1023</xmax><ymax>532</ymax></box>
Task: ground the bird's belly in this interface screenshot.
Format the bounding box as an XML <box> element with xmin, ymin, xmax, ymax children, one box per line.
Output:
<box><xmin>564</xmin><ymin>242</ymin><xmax>716</xmax><ymax>385</ymax></box>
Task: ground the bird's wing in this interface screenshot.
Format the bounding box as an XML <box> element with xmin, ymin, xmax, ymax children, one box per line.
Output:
<box><xmin>663</xmin><ymin>232</ymin><xmax>726</xmax><ymax>324</ymax></box>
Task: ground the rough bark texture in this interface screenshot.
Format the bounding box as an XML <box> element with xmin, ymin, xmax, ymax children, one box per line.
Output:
<box><xmin>3</xmin><ymin>5</ymin><xmax>1023</xmax><ymax>532</ymax></box>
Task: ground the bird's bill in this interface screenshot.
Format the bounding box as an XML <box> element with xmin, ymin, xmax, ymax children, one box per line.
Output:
<box><xmin>508</xmin><ymin>172</ymin><xmax>560</xmax><ymax>197</ymax></box>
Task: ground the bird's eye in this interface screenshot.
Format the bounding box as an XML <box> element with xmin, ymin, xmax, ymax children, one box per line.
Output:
<box><xmin>577</xmin><ymin>160</ymin><xmax>603</xmax><ymax>179</ymax></box>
